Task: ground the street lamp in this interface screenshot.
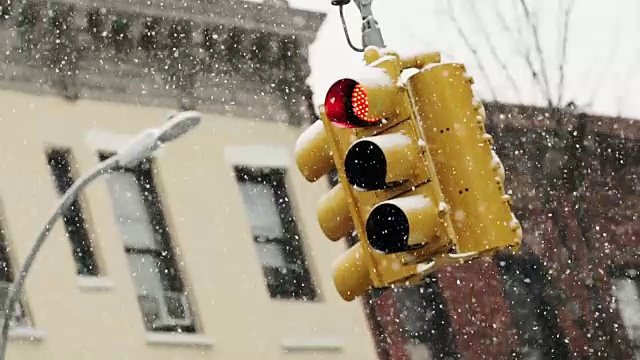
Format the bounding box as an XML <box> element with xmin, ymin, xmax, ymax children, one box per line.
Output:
<box><xmin>0</xmin><ymin>110</ymin><xmax>202</xmax><ymax>360</ymax></box>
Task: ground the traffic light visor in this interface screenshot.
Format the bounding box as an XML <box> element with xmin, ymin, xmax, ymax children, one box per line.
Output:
<box><xmin>366</xmin><ymin>195</ymin><xmax>440</xmax><ymax>254</ymax></box>
<box><xmin>325</xmin><ymin>78</ymin><xmax>381</xmax><ymax>127</ymax></box>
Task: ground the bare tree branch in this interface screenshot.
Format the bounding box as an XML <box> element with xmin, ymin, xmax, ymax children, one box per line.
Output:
<box><xmin>468</xmin><ymin>1</ymin><xmax>523</xmax><ymax>103</ymax></box>
<box><xmin>495</xmin><ymin>6</ymin><xmax>549</xmax><ymax>106</ymax></box>
<box><xmin>581</xmin><ymin>8</ymin><xmax>621</xmax><ymax>112</ymax></box>
<box><xmin>446</xmin><ymin>0</ymin><xmax>498</xmax><ymax>100</ymax></box>
<box><xmin>513</xmin><ymin>6</ymin><xmax>526</xmax><ymax>42</ymax></box>
<box><xmin>557</xmin><ymin>0</ymin><xmax>575</xmax><ymax>106</ymax></box>
<box><xmin>519</xmin><ymin>0</ymin><xmax>554</xmax><ymax>107</ymax></box>
<box><xmin>614</xmin><ymin>10</ymin><xmax>635</xmax><ymax>117</ymax></box>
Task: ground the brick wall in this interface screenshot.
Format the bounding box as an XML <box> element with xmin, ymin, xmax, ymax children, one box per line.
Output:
<box><xmin>379</xmin><ymin>104</ymin><xmax>640</xmax><ymax>360</ymax></box>
<box><xmin>437</xmin><ymin>260</ymin><xmax>517</xmax><ymax>360</ymax></box>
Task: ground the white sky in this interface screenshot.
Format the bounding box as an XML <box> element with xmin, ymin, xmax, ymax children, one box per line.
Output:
<box><xmin>282</xmin><ymin>0</ymin><xmax>640</xmax><ymax>120</ymax></box>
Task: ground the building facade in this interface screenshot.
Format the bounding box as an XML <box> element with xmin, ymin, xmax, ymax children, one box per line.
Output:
<box><xmin>0</xmin><ymin>1</ymin><xmax>379</xmax><ymax>359</ymax></box>
<box><xmin>367</xmin><ymin>104</ymin><xmax>640</xmax><ymax>360</ymax></box>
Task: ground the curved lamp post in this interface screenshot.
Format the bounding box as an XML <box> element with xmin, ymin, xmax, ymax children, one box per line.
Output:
<box><xmin>0</xmin><ymin>110</ymin><xmax>202</xmax><ymax>360</ymax></box>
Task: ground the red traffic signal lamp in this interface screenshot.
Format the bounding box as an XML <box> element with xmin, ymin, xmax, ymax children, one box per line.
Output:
<box><xmin>325</xmin><ymin>79</ymin><xmax>380</xmax><ymax>127</ymax></box>
<box><xmin>324</xmin><ymin>72</ymin><xmax>407</xmax><ymax>128</ymax></box>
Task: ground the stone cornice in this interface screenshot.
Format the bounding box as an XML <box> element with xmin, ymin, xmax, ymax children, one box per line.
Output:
<box><xmin>57</xmin><ymin>0</ymin><xmax>325</xmax><ymax>41</ymax></box>
<box><xmin>0</xmin><ymin>0</ymin><xmax>326</xmax><ymax>126</ymax></box>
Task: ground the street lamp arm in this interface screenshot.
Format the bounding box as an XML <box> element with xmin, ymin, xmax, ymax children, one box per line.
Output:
<box><xmin>0</xmin><ymin>156</ymin><xmax>119</xmax><ymax>360</ymax></box>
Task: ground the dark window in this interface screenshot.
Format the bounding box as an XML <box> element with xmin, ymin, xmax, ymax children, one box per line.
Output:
<box><xmin>234</xmin><ymin>166</ymin><xmax>317</xmax><ymax>301</ymax></box>
<box><xmin>223</xmin><ymin>28</ymin><xmax>243</xmax><ymax>70</ymax></box>
<box><xmin>394</xmin><ymin>277</ymin><xmax>459</xmax><ymax>360</ymax></box>
<box><xmin>139</xmin><ymin>17</ymin><xmax>161</xmax><ymax>53</ymax></box>
<box><xmin>0</xmin><ymin>215</ymin><xmax>29</xmax><ymax>328</ymax></box>
<box><xmin>100</xmin><ymin>154</ymin><xmax>195</xmax><ymax>333</ymax></box>
<box><xmin>0</xmin><ymin>0</ymin><xmax>11</xmax><ymax>20</ymax></box>
<box><xmin>496</xmin><ymin>254</ymin><xmax>569</xmax><ymax>360</ymax></box>
<box><xmin>610</xmin><ymin>267</ymin><xmax>640</xmax><ymax>357</ymax></box>
<box><xmin>15</xmin><ymin>0</ymin><xmax>41</xmax><ymax>54</ymax></box>
<box><xmin>46</xmin><ymin>148</ymin><xmax>99</xmax><ymax>276</ymax></box>
<box><xmin>86</xmin><ymin>8</ymin><xmax>105</xmax><ymax>43</ymax></box>
<box><xmin>109</xmin><ymin>15</ymin><xmax>132</xmax><ymax>54</ymax></box>
<box><xmin>169</xmin><ymin>20</ymin><xmax>192</xmax><ymax>49</ymax></box>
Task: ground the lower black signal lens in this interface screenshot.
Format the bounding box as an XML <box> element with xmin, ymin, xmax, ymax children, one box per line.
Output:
<box><xmin>366</xmin><ymin>203</ymin><xmax>410</xmax><ymax>254</ymax></box>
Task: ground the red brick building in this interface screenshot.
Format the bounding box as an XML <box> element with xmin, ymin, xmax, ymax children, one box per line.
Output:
<box><xmin>358</xmin><ymin>104</ymin><xmax>640</xmax><ymax>360</ymax></box>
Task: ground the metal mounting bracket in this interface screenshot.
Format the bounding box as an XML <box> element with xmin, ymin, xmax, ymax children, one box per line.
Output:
<box><xmin>353</xmin><ymin>0</ymin><xmax>385</xmax><ymax>48</ymax></box>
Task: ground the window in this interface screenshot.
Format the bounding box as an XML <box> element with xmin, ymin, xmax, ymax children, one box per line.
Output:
<box><xmin>46</xmin><ymin>148</ymin><xmax>99</xmax><ymax>276</ymax></box>
<box><xmin>86</xmin><ymin>8</ymin><xmax>105</xmax><ymax>43</ymax></box>
<box><xmin>0</xmin><ymin>0</ymin><xmax>10</xmax><ymax>20</ymax></box>
<box><xmin>140</xmin><ymin>17</ymin><xmax>161</xmax><ymax>53</ymax></box>
<box><xmin>496</xmin><ymin>254</ymin><xmax>569</xmax><ymax>360</ymax></box>
<box><xmin>610</xmin><ymin>267</ymin><xmax>640</xmax><ymax>358</ymax></box>
<box><xmin>100</xmin><ymin>154</ymin><xmax>195</xmax><ymax>333</ymax></box>
<box><xmin>393</xmin><ymin>277</ymin><xmax>459</xmax><ymax>360</ymax></box>
<box><xmin>234</xmin><ymin>166</ymin><xmax>317</xmax><ymax>301</ymax></box>
<box><xmin>109</xmin><ymin>15</ymin><xmax>132</xmax><ymax>54</ymax></box>
<box><xmin>0</xmin><ymin>214</ymin><xmax>29</xmax><ymax>328</ymax></box>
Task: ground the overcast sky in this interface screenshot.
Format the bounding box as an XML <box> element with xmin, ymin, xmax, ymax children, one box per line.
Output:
<box><xmin>282</xmin><ymin>0</ymin><xmax>640</xmax><ymax>120</ymax></box>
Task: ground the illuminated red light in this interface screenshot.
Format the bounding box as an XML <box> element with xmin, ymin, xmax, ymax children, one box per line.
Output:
<box><xmin>325</xmin><ymin>79</ymin><xmax>381</xmax><ymax>128</ymax></box>
<box><xmin>351</xmin><ymin>84</ymin><xmax>379</xmax><ymax>124</ymax></box>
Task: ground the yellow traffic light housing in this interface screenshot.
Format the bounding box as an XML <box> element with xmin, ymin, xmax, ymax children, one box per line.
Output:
<box><xmin>294</xmin><ymin>46</ymin><xmax>522</xmax><ymax>302</ymax></box>
<box><xmin>408</xmin><ymin>63</ymin><xmax>523</xmax><ymax>255</ymax></box>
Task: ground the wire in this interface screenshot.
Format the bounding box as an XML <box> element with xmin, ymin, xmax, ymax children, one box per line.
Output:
<box><xmin>339</xmin><ymin>5</ymin><xmax>364</xmax><ymax>53</ymax></box>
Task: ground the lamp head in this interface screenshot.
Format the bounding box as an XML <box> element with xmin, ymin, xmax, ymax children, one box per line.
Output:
<box><xmin>157</xmin><ymin>110</ymin><xmax>202</xmax><ymax>143</ymax></box>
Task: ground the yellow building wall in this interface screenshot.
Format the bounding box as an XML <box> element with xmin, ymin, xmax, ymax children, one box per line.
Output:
<box><xmin>0</xmin><ymin>90</ymin><xmax>377</xmax><ymax>360</ymax></box>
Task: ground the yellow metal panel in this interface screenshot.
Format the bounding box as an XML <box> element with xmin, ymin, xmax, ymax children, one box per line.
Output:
<box><xmin>318</xmin><ymin>107</ymin><xmax>413</xmax><ymax>288</ymax></box>
<box><xmin>332</xmin><ymin>242</ymin><xmax>373</xmax><ymax>302</ymax></box>
<box><xmin>294</xmin><ymin>119</ymin><xmax>333</xmax><ymax>183</ymax></box>
<box><xmin>408</xmin><ymin>63</ymin><xmax>522</xmax><ymax>254</ymax></box>
<box><xmin>317</xmin><ymin>183</ymin><xmax>354</xmax><ymax>241</ymax></box>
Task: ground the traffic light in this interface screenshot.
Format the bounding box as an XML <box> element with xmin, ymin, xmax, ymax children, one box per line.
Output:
<box><xmin>295</xmin><ymin>46</ymin><xmax>522</xmax><ymax>302</ymax></box>
<box><xmin>296</xmin><ymin>47</ymin><xmax>454</xmax><ymax>301</ymax></box>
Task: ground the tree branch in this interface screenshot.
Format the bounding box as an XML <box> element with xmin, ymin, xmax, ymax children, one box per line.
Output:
<box><xmin>446</xmin><ymin>0</ymin><xmax>498</xmax><ymax>100</ymax></box>
<box><xmin>615</xmin><ymin>12</ymin><xmax>635</xmax><ymax>117</ymax></box>
<box><xmin>581</xmin><ymin>9</ymin><xmax>621</xmax><ymax>112</ymax></box>
<box><xmin>495</xmin><ymin>6</ymin><xmax>549</xmax><ymax>107</ymax></box>
<box><xmin>469</xmin><ymin>1</ymin><xmax>523</xmax><ymax>103</ymax></box>
<box><xmin>557</xmin><ymin>0</ymin><xmax>575</xmax><ymax>106</ymax></box>
<box><xmin>518</xmin><ymin>0</ymin><xmax>554</xmax><ymax>107</ymax></box>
